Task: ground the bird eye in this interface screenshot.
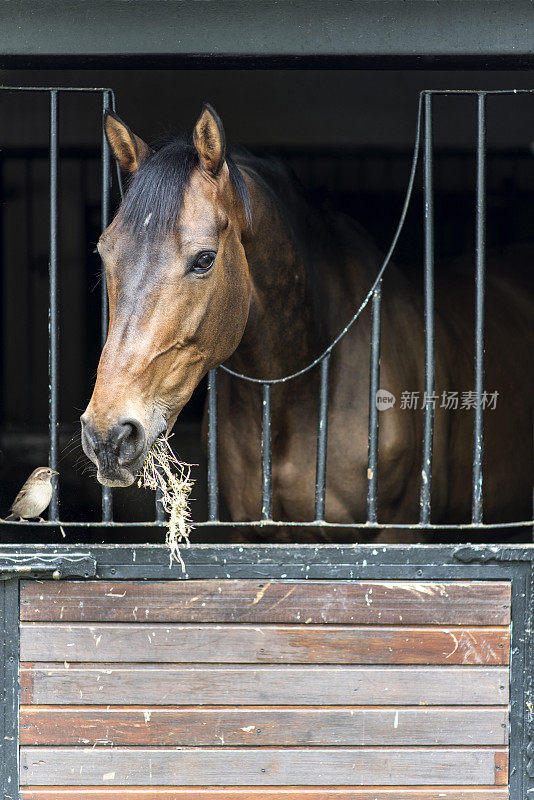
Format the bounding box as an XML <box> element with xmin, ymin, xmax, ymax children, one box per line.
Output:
<box><xmin>191</xmin><ymin>251</ymin><xmax>216</xmax><ymax>274</ymax></box>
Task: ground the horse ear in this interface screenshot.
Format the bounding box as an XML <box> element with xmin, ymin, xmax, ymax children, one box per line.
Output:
<box><xmin>104</xmin><ymin>110</ymin><xmax>151</xmax><ymax>173</ymax></box>
<box><xmin>193</xmin><ymin>104</ymin><xmax>226</xmax><ymax>176</ymax></box>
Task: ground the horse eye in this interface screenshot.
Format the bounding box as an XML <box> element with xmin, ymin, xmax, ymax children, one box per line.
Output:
<box><xmin>192</xmin><ymin>251</ymin><xmax>216</xmax><ymax>273</ymax></box>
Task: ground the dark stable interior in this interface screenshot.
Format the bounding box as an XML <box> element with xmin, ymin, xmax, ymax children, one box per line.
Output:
<box><xmin>0</xmin><ymin>68</ymin><xmax>533</xmax><ymax>544</ymax></box>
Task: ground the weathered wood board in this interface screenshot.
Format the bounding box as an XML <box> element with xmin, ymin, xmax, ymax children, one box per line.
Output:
<box><xmin>20</xmin><ymin>579</ymin><xmax>510</xmax><ymax>797</ymax></box>
<box><xmin>20</xmin><ymin>788</ymin><xmax>510</xmax><ymax>800</ymax></box>
<box><xmin>20</xmin><ymin>746</ymin><xmax>508</xmax><ymax>786</ymax></box>
<box><xmin>20</xmin><ymin>706</ymin><xmax>508</xmax><ymax>746</ymax></box>
<box><xmin>20</xmin><ymin>664</ymin><xmax>509</xmax><ymax>705</ymax></box>
<box><xmin>20</xmin><ymin>579</ymin><xmax>512</xmax><ymax>625</ymax></box>
<box><xmin>19</xmin><ymin>622</ymin><xmax>510</xmax><ymax>664</ymax></box>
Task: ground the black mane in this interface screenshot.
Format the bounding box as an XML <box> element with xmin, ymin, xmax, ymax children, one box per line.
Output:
<box><xmin>117</xmin><ymin>133</ymin><xmax>251</xmax><ymax>236</ymax></box>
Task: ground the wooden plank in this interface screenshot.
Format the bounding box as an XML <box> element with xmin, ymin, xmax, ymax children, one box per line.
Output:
<box><xmin>20</xmin><ymin>664</ymin><xmax>509</xmax><ymax>706</ymax></box>
<box><xmin>19</xmin><ymin>746</ymin><xmax>508</xmax><ymax>786</ymax></box>
<box><xmin>494</xmin><ymin>750</ymin><xmax>509</xmax><ymax>785</ymax></box>
<box><xmin>19</xmin><ymin>787</ymin><xmax>511</xmax><ymax>799</ymax></box>
<box><xmin>19</xmin><ymin>580</ymin><xmax>512</xmax><ymax>625</ymax></box>
<box><xmin>19</xmin><ymin>706</ymin><xmax>509</xmax><ymax>746</ymax></box>
<box><xmin>19</xmin><ymin>623</ymin><xmax>510</xmax><ymax>665</ymax></box>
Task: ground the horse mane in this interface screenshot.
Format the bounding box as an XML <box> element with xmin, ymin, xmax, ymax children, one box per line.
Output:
<box><xmin>233</xmin><ymin>149</ymin><xmax>326</xmax><ymax>262</ymax></box>
<box><xmin>117</xmin><ymin>132</ymin><xmax>251</xmax><ymax>236</ymax></box>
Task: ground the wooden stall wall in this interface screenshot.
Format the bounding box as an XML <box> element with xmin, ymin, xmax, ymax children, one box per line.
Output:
<box><xmin>19</xmin><ymin>579</ymin><xmax>510</xmax><ymax>798</ymax></box>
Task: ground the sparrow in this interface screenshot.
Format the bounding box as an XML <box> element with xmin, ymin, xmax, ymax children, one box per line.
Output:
<box><xmin>5</xmin><ymin>467</ymin><xmax>59</xmax><ymax>522</ymax></box>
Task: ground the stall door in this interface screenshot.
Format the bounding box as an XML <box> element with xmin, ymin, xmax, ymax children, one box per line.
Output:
<box><xmin>19</xmin><ymin>579</ymin><xmax>509</xmax><ymax>798</ymax></box>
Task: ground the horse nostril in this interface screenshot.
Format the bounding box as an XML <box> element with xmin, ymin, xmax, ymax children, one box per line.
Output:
<box><xmin>116</xmin><ymin>418</ymin><xmax>146</xmax><ymax>466</ymax></box>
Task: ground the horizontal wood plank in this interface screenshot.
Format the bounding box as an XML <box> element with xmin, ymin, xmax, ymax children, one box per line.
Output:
<box><xmin>21</xmin><ymin>664</ymin><xmax>509</xmax><ymax>706</ymax></box>
<box><xmin>19</xmin><ymin>623</ymin><xmax>510</xmax><ymax>665</ymax></box>
<box><xmin>19</xmin><ymin>787</ymin><xmax>510</xmax><ymax>799</ymax></box>
<box><xmin>19</xmin><ymin>747</ymin><xmax>508</xmax><ymax>786</ymax></box>
<box><xmin>19</xmin><ymin>706</ymin><xmax>508</xmax><ymax>746</ymax></box>
<box><xmin>19</xmin><ymin>580</ymin><xmax>512</xmax><ymax>625</ymax></box>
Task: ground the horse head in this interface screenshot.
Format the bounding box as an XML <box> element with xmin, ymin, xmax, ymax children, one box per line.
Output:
<box><xmin>81</xmin><ymin>105</ymin><xmax>252</xmax><ymax>486</ymax></box>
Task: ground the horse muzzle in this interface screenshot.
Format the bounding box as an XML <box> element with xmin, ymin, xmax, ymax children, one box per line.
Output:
<box><xmin>80</xmin><ymin>413</ymin><xmax>147</xmax><ymax>487</ymax></box>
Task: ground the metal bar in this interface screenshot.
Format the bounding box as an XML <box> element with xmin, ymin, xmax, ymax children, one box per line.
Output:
<box><xmin>419</xmin><ymin>92</ymin><xmax>435</xmax><ymax>525</ymax></box>
<box><xmin>0</xmin><ymin>153</ymin><xmax>4</xmax><ymax>427</ymax></box>
<box><xmin>155</xmin><ymin>486</ymin><xmax>165</xmax><ymax>523</ymax></box>
<box><xmin>0</xmin><ymin>86</ymin><xmax>117</xmax><ymax>92</ymax></box>
<box><xmin>509</xmin><ymin>565</ymin><xmax>530</xmax><ymax>800</ymax></box>
<box><xmin>261</xmin><ymin>382</ymin><xmax>272</xmax><ymax>520</ymax></box>
<box><xmin>314</xmin><ymin>354</ymin><xmax>330</xmax><ymax>521</ymax></box>
<box><xmin>101</xmin><ymin>90</ymin><xmax>113</xmax><ymax>522</ymax></box>
<box><xmin>1</xmin><ymin>579</ymin><xmax>20</xmax><ymax>800</ymax></box>
<box><xmin>3</xmin><ymin>87</ymin><xmax>534</xmax><ymax>95</ymax></box>
<box><xmin>0</xmin><ymin>516</ymin><xmax>532</xmax><ymax>531</ymax></box>
<box><xmin>48</xmin><ymin>90</ymin><xmax>59</xmax><ymax>520</ymax></box>
<box><xmin>207</xmin><ymin>368</ymin><xmax>219</xmax><ymax>522</ymax></box>
<box><xmin>367</xmin><ymin>281</ymin><xmax>382</xmax><ymax>523</ymax></box>
<box><xmin>110</xmin><ymin>91</ymin><xmax>125</xmax><ymax>200</ymax></box>
<box><xmin>472</xmin><ymin>93</ymin><xmax>486</xmax><ymax>524</ymax></box>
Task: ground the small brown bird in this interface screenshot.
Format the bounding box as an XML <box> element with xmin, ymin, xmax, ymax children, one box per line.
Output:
<box><xmin>6</xmin><ymin>467</ymin><xmax>59</xmax><ymax>522</ymax></box>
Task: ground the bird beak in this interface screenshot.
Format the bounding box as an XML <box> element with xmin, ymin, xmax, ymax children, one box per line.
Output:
<box><xmin>51</xmin><ymin>470</ymin><xmax>59</xmax><ymax>476</ymax></box>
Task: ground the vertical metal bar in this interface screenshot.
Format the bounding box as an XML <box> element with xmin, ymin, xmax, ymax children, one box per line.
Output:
<box><xmin>101</xmin><ymin>90</ymin><xmax>113</xmax><ymax>522</ymax></box>
<box><xmin>48</xmin><ymin>90</ymin><xmax>59</xmax><ymax>520</ymax></box>
<box><xmin>207</xmin><ymin>368</ymin><xmax>219</xmax><ymax>522</ymax></box>
<box><xmin>367</xmin><ymin>281</ymin><xmax>382</xmax><ymax>523</ymax></box>
<box><xmin>261</xmin><ymin>383</ymin><xmax>272</xmax><ymax>520</ymax></box>
<box><xmin>155</xmin><ymin>487</ymin><xmax>165</xmax><ymax>523</ymax></box>
<box><xmin>25</xmin><ymin>160</ymin><xmax>35</xmax><ymax>421</ymax></box>
<box><xmin>0</xmin><ymin>153</ymin><xmax>4</xmax><ymax>427</ymax></box>
<box><xmin>314</xmin><ymin>354</ymin><xmax>330</xmax><ymax>522</ymax></box>
<box><xmin>1</xmin><ymin>579</ymin><xmax>20</xmax><ymax>800</ymax></box>
<box><xmin>472</xmin><ymin>93</ymin><xmax>486</xmax><ymax>524</ymax></box>
<box><xmin>110</xmin><ymin>91</ymin><xmax>125</xmax><ymax>200</ymax></box>
<box><xmin>419</xmin><ymin>92</ymin><xmax>435</xmax><ymax>525</ymax></box>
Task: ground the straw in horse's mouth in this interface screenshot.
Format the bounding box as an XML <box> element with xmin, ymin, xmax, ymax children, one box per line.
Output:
<box><xmin>137</xmin><ymin>435</ymin><xmax>194</xmax><ymax>570</ymax></box>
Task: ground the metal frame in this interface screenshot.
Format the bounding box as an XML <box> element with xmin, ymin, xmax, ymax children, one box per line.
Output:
<box><xmin>1</xmin><ymin>84</ymin><xmax>534</xmax><ymax>798</ymax></box>
<box><xmin>1</xmin><ymin>578</ymin><xmax>19</xmax><ymax>800</ymax></box>
<box><xmin>0</xmin><ymin>541</ymin><xmax>533</xmax><ymax>797</ymax></box>
<box><xmin>1</xmin><ymin>86</ymin><xmax>533</xmax><ymax>534</ymax></box>
<box><xmin>0</xmin><ymin>1</ymin><xmax>533</xmax><ymax>68</ymax></box>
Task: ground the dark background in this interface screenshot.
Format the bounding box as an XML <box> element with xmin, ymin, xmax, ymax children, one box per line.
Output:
<box><xmin>0</xmin><ymin>68</ymin><xmax>533</xmax><ymax>536</ymax></box>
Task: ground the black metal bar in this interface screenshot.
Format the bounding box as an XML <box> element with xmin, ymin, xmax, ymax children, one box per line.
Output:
<box><xmin>0</xmin><ymin>516</ymin><xmax>532</xmax><ymax>531</ymax></box>
<box><xmin>155</xmin><ymin>486</ymin><xmax>165</xmax><ymax>523</ymax></box>
<box><xmin>367</xmin><ymin>281</ymin><xmax>382</xmax><ymax>523</ymax></box>
<box><xmin>207</xmin><ymin>368</ymin><xmax>219</xmax><ymax>522</ymax></box>
<box><xmin>419</xmin><ymin>92</ymin><xmax>435</xmax><ymax>525</ymax></box>
<box><xmin>110</xmin><ymin>91</ymin><xmax>125</xmax><ymax>200</ymax></box>
<box><xmin>261</xmin><ymin>382</ymin><xmax>272</xmax><ymax>520</ymax></box>
<box><xmin>101</xmin><ymin>90</ymin><xmax>113</xmax><ymax>522</ymax></box>
<box><xmin>48</xmin><ymin>89</ymin><xmax>59</xmax><ymax>520</ymax></box>
<box><xmin>472</xmin><ymin>93</ymin><xmax>486</xmax><ymax>524</ymax></box>
<box><xmin>0</xmin><ymin>153</ymin><xmax>4</xmax><ymax>427</ymax></box>
<box><xmin>314</xmin><ymin>354</ymin><xmax>330</xmax><ymax>521</ymax></box>
<box><xmin>1</xmin><ymin>579</ymin><xmax>20</xmax><ymax>800</ymax></box>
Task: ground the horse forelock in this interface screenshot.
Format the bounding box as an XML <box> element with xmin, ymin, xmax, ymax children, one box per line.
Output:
<box><xmin>116</xmin><ymin>133</ymin><xmax>251</xmax><ymax>237</ymax></box>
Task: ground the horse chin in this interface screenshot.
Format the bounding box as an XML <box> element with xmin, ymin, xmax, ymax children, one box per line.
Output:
<box><xmin>96</xmin><ymin>464</ymin><xmax>138</xmax><ymax>488</ymax></box>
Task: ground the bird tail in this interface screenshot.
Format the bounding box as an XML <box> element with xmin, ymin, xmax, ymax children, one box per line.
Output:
<box><xmin>4</xmin><ymin>513</ymin><xmax>17</xmax><ymax>521</ymax></box>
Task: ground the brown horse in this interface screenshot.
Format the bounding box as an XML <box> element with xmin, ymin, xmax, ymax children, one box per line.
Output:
<box><xmin>81</xmin><ymin>105</ymin><xmax>533</xmax><ymax>541</ymax></box>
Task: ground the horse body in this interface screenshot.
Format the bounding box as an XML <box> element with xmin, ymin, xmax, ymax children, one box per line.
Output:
<box><xmin>214</xmin><ymin>168</ymin><xmax>427</xmax><ymax>536</ymax></box>
<box><xmin>81</xmin><ymin>105</ymin><xmax>533</xmax><ymax>540</ymax></box>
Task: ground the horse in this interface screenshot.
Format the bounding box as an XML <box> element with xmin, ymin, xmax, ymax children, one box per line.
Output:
<box><xmin>81</xmin><ymin>104</ymin><xmax>533</xmax><ymax>542</ymax></box>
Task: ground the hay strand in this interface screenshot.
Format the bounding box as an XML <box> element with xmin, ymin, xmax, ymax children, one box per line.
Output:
<box><xmin>138</xmin><ymin>435</ymin><xmax>194</xmax><ymax>570</ymax></box>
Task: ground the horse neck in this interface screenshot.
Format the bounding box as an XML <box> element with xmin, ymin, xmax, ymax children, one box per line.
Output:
<box><xmin>227</xmin><ymin>170</ymin><xmax>334</xmax><ymax>382</ymax></box>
